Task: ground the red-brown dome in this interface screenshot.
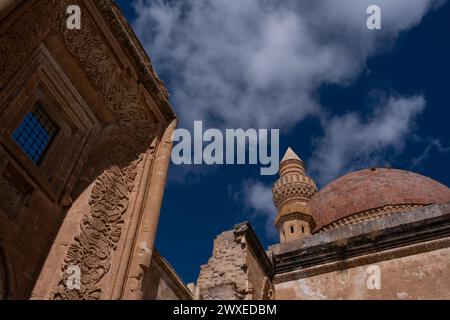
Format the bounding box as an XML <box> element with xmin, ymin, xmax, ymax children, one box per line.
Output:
<box><xmin>308</xmin><ymin>168</ymin><xmax>450</xmax><ymax>231</ymax></box>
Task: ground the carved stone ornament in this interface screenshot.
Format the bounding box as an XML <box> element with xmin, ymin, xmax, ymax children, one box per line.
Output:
<box><xmin>0</xmin><ymin>0</ymin><xmax>159</xmax><ymax>299</ymax></box>
<box><xmin>0</xmin><ymin>165</ymin><xmax>32</xmax><ymax>217</ymax></box>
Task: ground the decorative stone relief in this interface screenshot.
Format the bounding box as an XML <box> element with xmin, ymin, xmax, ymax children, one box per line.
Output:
<box><xmin>51</xmin><ymin>149</ymin><xmax>142</xmax><ymax>300</ymax></box>
<box><xmin>0</xmin><ymin>0</ymin><xmax>54</xmax><ymax>91</ymax></box>
<box><xmin>0</xmin><ymin>165</ymin><xmax>32</xmax><ymax>217</ymax></box>
<box><xmin>49</xmin><ymin>0</ymin><xmax>158</xmax><ymax>299</ymax></box>
<box><xmin>1</xmin><ymin>0</ymin><xmax>162</xmax><ymax>299</ymax></box>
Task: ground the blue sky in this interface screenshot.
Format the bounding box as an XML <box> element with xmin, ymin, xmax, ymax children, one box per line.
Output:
<box><xmin>116</xmin><ymin>0</ymin><xmax>450</xmax><ymax>284</ymax></box>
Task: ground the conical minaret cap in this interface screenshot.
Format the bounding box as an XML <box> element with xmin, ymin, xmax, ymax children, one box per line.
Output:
<box><xmin>279</xmin><ymin>147</ymin><xmax>305</xmax><ymax>176</ymax></box>
<box><xmin>281</xmin><ymin>147</ymin><xmax>302</xmax><ymax>163</ymax></box>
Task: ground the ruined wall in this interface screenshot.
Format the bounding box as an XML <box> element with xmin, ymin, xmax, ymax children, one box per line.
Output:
<box><xmin>142</xmin><ymin>250</ymin><xmax>192</xmax><ymax>300</ymax></box>
<box><xmin>276</xmin><ymin>245</ymin><xmax>450</xmax><ymax>300</ymax></box>
<box><xmin>197</xmin><ymin>230</ymin><xmax>247</xmax><ymax>300</ymax></box>
<box><xmin>197</xmin><ymin>223</ymin><xmax>274</xmax><ymax>300</ymax></box>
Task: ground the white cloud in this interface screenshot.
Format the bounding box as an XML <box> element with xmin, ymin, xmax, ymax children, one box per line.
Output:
<box><xmin>239</xmin><ymin>180</ymin><xmax>277</xmax><ymax>239</ymax></box>
<box><xmin>237</xmin><ymin>96</ymin><xmax>426</xmax><ymax>238</ymax></box>
<box><xmin>133</xmin><ymin>0</ymin><xmax>443</xmax><ymax>129</ymax></box>
<box><xmin>310</xmin><ymin>95</ymin><xmax>426</xmax><ymax>185</ymax></box>
<box><xmin>411</xmin><ymin>139</ymin><xmax>450</xmax><ymax>168</ymax></box>
<box><xmin>239</xmin><ymin>95</ymin><xmax>426</xmax><ymax>237</ymax></box>
<box><xmin>131</xmin><ymin>0</ymin><xmax>444</xmax><ymax>236</ymax></box>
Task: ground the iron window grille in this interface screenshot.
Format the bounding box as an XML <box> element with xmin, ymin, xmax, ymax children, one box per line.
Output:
<box><xmin>12</xmin><ymin>105</ymin><xmax>59</xmax><ymax>165</ymax></box>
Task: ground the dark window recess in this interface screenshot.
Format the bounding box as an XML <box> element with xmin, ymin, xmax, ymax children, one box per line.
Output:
<box><xmin>290</xmin><ymin>226</ymin><xmax>294</xmax><ymax>234</ymax></box>
<box><xmin>12</xmin><ymin>106</ymin><xmax>58</xmax><ymax>164</ymax></box>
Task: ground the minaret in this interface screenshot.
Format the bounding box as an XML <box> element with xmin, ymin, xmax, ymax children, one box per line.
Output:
<box><xmin>272</xmin><ymin>147</ymin><xmax>317</xmax><ymax>243</ymax></box>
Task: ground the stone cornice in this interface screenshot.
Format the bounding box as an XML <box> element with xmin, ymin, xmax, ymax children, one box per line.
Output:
<box><xmin>0</xmin><ymin>0</ymin><xmax>176</xmax><ymax>123</ymax></box>
<box><xmin>275</xmin><ymin>236</ymin><xmax>450</xmax><ymax>284</ymax></box>
<box><xmin>94</xmin><ymin>0</ymin><xmax>176</xmax><ymax>122</ymax></box>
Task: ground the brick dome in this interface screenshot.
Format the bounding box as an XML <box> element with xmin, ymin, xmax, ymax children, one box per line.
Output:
<box><xmin>308</xmin><ymin>168</ymin><xmax>450</xmax><ymax>231</ymax></box>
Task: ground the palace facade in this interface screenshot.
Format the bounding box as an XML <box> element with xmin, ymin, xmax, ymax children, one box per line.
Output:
<box><xmin>1</xmin><ymin>0</ymin><xmax>449</xmax><ymax>300</ymax></box>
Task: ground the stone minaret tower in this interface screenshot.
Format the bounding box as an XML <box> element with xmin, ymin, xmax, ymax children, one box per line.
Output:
<box><xmin>272</xmin><ymin>148</ymin><xmax>317</xmax><ymax>243</ymax></box>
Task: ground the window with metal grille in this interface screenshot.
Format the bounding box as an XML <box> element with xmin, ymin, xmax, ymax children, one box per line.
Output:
<box><xmin>12</xmin><ymin>105</ymin><xmax>58</xmax><ymax>164</ymax></box>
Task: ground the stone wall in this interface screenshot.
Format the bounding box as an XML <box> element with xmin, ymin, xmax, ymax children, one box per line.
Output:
<box><xmin>276</xmin><ymin>245</ymin><xmax>450</xmax><ymax>300</ymax></box>
<box><xmin>0</xmin><ymin>43</ymin><xmax>99</xmax><ymax>298</ymax></box>
<box><xmin>0</xmin><ymin>250</ymin><xmax>7</xmax><ymax>299</ymax></box>
<box><xmin>197</xmin><ymin>223</ymin><xmax>274</xmax><ymax>300</ymax></box>
<box><xmin>1</xmin><ymin>0</ymin><xmax>176</xmax><ymax>300</ymax></box>
<box><xmin>142</xmin><ymin>250</ymin><xmax>192</xmax><ymax>300</ymax></box>
<box><xmin>272</xmin><ymin>203</ymin><xmax>450</xmax><ymax>300</ymax></box>
<box><xmin>197</xmin><ymin>230</ymin><xmax>247</xmax><ymax>300</ymax></box>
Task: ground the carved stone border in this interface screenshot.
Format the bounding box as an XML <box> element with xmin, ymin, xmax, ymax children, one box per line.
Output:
<box><xmin>319</xmin><ymin>204</ymin><xmax>425</xmax><ymax>232</ymax></box>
